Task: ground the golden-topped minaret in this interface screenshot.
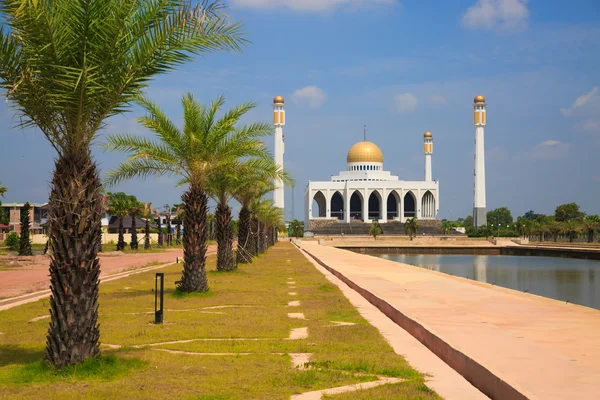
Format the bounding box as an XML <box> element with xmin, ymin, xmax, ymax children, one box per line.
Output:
<box><xmin>273</xmin><ymin>96</ymin><xmax>285</xmax><ymax>209</ymax></box>
<box><xmin>473</xmin><ymin>95</ymin><xmax>487</xmax><ymax>228</ymax></box>
<box><xmin>424</xmin><ymin>131</ymin><xmax>433</xmax><ymax>182</ymax></box>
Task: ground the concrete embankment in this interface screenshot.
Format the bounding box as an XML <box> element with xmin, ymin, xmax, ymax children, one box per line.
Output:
<box><xmin>299</xmin><ymin>241</ymin><xmax>600</xmax><ymax>400</ymax></box>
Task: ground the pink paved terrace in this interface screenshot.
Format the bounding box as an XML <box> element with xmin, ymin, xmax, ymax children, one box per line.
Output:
<box><xmin>299</xmin><ymin>241</ymin><xmax>600</xmax><ymax>400</ymax></box>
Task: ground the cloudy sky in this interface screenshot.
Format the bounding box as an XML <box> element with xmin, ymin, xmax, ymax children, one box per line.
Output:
<box><xmin>1</xmin><ymin>0</ymin><xmax>599</xmax><ymax>220</ymax></box>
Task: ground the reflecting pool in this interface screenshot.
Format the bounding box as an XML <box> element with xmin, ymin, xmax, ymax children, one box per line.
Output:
<box><xmin>375</xmin><ymin>254</ymin><xmax>600</xmax><ymax>310</ymax></box>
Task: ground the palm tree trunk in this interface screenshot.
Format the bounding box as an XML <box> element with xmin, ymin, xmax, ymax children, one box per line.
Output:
<box><xmin>117</xmin><ymin>218</ymin><xmax>125</xmax><ymax>251</ymax></box>
<box><xmin>178</xmin><ymin>185</ymin><xmax>209</xmax><ymax>292</ymax></box>
<box><xmin>45</xmin><ymin>151</ymin><xmax>101</xmax><ymax>368</ymax></box>
<box><xmin>166</xmin><ymin>215</ymin><xmax>172</xmax><ymax>246</ymax></box>
<box><xmin>144</xmin><ymin>219</ymin><xmax>151</xmax><ymax>250</ymax></box>
<box><xmin>130</xmin><ymin>214</ymin><xmax>138</xmax><ymax>250</ymax></box>
<box><xmin>588</xmin><ymin>229</ymin><xmax>594</xmax><ymax>243</ymax></box>
<box><xmin>176</xmin><ymin>222</ymin><xmax>181</xmax><ymax>245</ymax></box>
<box><xmin>157</xmin><ymin>217</ymin><xmax>163</xmax><ymax>247</ymax></box>
<box><xmin>215</xmin><ymin>202</ymin><xmax>235</xmax><ymax>271</ymax></box>
<box><xmin>237</xmin><ymin>207</ymin><xmax>252</xmax><ymax>263</ymax></box>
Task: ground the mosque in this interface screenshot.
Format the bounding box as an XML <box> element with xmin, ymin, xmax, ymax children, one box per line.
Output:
<box><xmin>303</xmin><ymin>133</ymin><xmax>439</xmax><ymax>231</ymax></box>
<box><xmin>271</xmin><ymin>94</ymin><xmax>488</xmax><ymax>233</ymax></box>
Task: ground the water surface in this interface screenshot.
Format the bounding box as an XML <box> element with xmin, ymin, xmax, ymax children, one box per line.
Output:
<box><xmin>375</xmin><ymin>254</ymin><xmax>600</xmax><ymax>310</ymax></box>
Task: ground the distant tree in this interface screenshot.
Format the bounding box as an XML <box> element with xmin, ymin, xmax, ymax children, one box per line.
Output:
<box><xmin>164</xmin><ymin>205</ymin><xmax>172</xmax><ymax>247</ymax></box>
<box><xmin>129</xmin><ymin>201</ymin><xmax>143</xmax><ymax>250</ymax></box>
<box><xmin>546</xmin><ymin>219</ymin><xmax>562</xmax><ymax>242</ymax></box>
<box><xmin>487</xmin><ymin>207</ymin><xmax>513</xmax><ymax>227</ymax></box>
<box><xmin>582</xmin><ymin>215</ymin><xmax>600</xmax><ymax>243</ymax></box>
<box><xmin>404</xmin><ymin>218</ymin><xmax>419</xmax><ymax>240</ymax></box>
<box><xmin>140</xmin><ymin>203</ymin><xmax>153</xmax><ymax>250</ymax></box>
<box><xmin>463</xmin><ymin>215</ymin><xmax>473</xmax><ymax>229</ymax></box>
<box><xmin>107</xmin><ymin>193</ymin><xmax>134</xmax><ymax>251</ymax></box>
<box><xmin>4</xmin><ymin>232</ymin><xmax>19</xmax><ymax>251</ymax></box>
<box><xmin>523</xmin><ymin>210</ymin><xmax>540</xmax><ymax>221</ymax></box>
<box><xmin>0</xmin><ymin>202</ymin><xmax>8</xmax><ymax>226</ymax></box>
<box><xmin>370</xmin><ymin>221</ymin><xmax>382</xmax><ymax>240</ymax></box>
<box><xmin>441</xmin><ymin>221</ymin><xmax>453</xmax><ymax>235</ymax></box>
<box><xmin>555</xmin><ymin>203</ymin><xmax>585</xmax><ymax>222</ymax></box>
<box><xmin>0</xmin><ymin>181</ymin><xmax>6</xmax><ymax>198</ymax></box>
<box><xmin>18</xmin><ymin>202</ymin><xmax>33</xmax><ymax>256</ymax></box>
<box><xmin>289</xmin><ymin>220</ymin><xmax>305</xmax><ymax>238</ymax></box>
<box><xmin>154</xmin><ymin>210</ymin><xmax>163</xmax><ymax>247</ymax></box>
<box><xmin>563</xmin><ymin>220</ymin><xmax>583</xmax><ymax>243</ymax></box>
<box><xmin>174</xmin><ymin>205</ymin><xmax>184</xmax><ymax>245</ymax></box>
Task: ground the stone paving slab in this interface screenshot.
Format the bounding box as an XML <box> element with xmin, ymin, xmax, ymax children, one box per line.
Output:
<box><xmin>300</xmin><ymin>242</ymin><xmax>600</xmax><ymax>400</ymax></box>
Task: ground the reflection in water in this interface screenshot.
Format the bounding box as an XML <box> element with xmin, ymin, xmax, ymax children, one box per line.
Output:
<box><xmin>377</xmin><ymin>254</ymin><xmax>600</xmax><ymax>310</ymax></box>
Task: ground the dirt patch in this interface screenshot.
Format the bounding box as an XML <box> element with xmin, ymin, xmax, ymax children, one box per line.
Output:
<box><xmin>0</xmin><ymin>247</ymin><xmax>215</xmax><ymax>299</ymax></box>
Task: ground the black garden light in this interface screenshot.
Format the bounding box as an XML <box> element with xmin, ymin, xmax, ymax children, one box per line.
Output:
<box><xmin>155</xmin><ymin>273</ymin><xmax>164</xmax><ymax>324</ymax></box>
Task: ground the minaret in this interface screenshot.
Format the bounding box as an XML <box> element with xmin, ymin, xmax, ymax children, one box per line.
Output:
<box><xmin>424</xmin><ymin>131</ymin><xmax>433</xmax><ymax>181</ymax></box>
<box><xmin>473</xmin><ymin>95</ymin><xmax>487</xmax><ymax>228</ymax></box>
<box><xmin>273</xmin><ymin>95</ymin><xmax>285</xmax><ymax>209</ymax></box>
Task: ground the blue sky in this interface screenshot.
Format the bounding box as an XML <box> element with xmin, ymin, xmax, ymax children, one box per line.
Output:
<box><xmin>1</xmin><ymin>0</ymin><xmax>600</xmax><ymax>220</ymax></box>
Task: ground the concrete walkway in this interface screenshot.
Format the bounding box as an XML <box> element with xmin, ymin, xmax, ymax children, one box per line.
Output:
<box><xmin>299</xmin><ymin>242</ymin><xmax>600</xmax><ymax>400</ymax></box>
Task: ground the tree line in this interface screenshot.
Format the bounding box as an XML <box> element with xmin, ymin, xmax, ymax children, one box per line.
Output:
<box><xmin>443</xmin><ymin>203</ymin><xmax>599</xmax><ymax>242</ymax></box>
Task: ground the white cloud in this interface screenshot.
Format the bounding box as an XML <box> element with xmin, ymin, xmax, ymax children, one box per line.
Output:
<box><xmin>429</xmin><ymin>94</ymin><xmax>447</xmax><ymax>105</ymax></box>
<box><xmin>461</xmin><ymin>0</ymin><xmax>529</xmax><ymax>31</ymax></box>
<box><xmin>583</xmin><ymin>120</ymin><xmax>600</xmax><ymax>133</ymax></box>
<box><xmin>291</xmin><ymin>86</ymin><xmax>327</xmax><ymax>108</ymax></box>
<box><xmin>528</xmin><ymin>140</ymin><xmax>569</xmax><ymax>160</ymax></box>
<box><xmin>561</xmin><ymin>87</ymin><xmax>599</xmax><ymax>117</ymax></box>
<box><xmin>394</xmin><ymin>93</ymin><xmax>418</xmax><ymax>113</ymax></box>
<box><xmin>231</xmin><ymin>0</ymin><xmax>396</xmax><ymax>13</ymax></box>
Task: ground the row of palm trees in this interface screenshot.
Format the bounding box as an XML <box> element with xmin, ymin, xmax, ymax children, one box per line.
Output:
<box><xmin>0</xmin><ymin>0</ymin><xmax>284</xmax><ymax>368</ymax></box>
<box><xmin>517</xmin><ymin>216</ymin><xmax>600</xmax><ymax>243</ymax></box>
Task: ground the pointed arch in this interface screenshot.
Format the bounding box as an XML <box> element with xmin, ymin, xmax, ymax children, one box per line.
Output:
<box><xmin>404</xmin><ymin>191</ymin><xmax>416</xmax><ymax>218</ymax></box>
<box><xmin>387</xmin><ymin>190</ymin><xmax>401</xmax><ymax>220</ymax></box>
<box><xmin>350</xmin><ymin>191</ymin><xmax>363</xmax><ymax>221</ymax></box>
<box><xmin>421</xmin><ymin>191</ymin><xmax>436</xmax><ymax>219</ymax></box>
<box><xmin>330</xmin><ymin>191</ymin><xmax>344</xmax><ymax>220</ymax></box>
<box><xmin>368</xmin><ymin>191</ymin><xmax>382</xmax><ymax>221</ymax></box>
<box><xmin>311</xmin><ymin>191</ymin><xmax>326</xmax><ymax>218</ymax></box>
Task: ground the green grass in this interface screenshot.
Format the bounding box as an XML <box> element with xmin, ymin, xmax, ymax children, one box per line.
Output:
<box><xmin>3</xmin><ymin>355</ymin><xmax>146</xmax><ymax>385</ymax></box>
<box><xmin>0</xmin><ymin>243</ymin><xmax>440</xmax><ymax>399</ymax></box>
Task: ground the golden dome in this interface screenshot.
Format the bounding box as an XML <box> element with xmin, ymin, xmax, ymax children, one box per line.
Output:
<box><xmin>474</xmin><ymin>95</ymin><xmax>485</xmax><ymax>103</ymax></box>
<box><xmin>273</xmin><ymin>95</ymin><xmax>284</xmax><ymax>104</ymax></box>
<box><xmin>424</xmin><ymin>131</ymin><xmax>432</xmax><ymax>138</ymax></box>
<box><xmin>347</xmin><ymin>141</ymin><xmax>384</xmax><ymax>163</ymax></box>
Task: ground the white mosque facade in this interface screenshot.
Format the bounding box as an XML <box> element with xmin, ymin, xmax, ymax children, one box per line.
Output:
<box><xmin>304</xmin><ymin>134</ymin><xmax>439</xmax><ymax>229</ymax></box>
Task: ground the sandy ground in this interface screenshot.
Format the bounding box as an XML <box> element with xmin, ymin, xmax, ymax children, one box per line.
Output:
<box><xmin>0</xmin><ymin>246</ymin><xmax>215</xmax><ymax>299</ymax></box>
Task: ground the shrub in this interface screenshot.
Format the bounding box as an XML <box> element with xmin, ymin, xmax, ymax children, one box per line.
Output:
<box><xmin>4</xmin><ymin>232</ymin><xmax>20</xmax><ymax>250</ymax></box>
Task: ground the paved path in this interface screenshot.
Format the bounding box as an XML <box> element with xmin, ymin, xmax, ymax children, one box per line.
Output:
<box><xmin>299</xmin><ymin>241</ymin><xmax>600</xmax><ymax>400</ymax></box>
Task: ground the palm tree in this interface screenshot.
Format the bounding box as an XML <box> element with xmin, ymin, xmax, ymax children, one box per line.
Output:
<box><xmin>18</xmin><ymin>202</ymin><xmax>33</xmax><ymax>256</ymax></box>
<box><xmin>209</xmin><ymin>163</ymin><xmax>289</xmax><ymax>270</ymax></box>
<box><xmin>164</xmin><ymin>205</ymin><xmax>172</xmax><ymax>246</ymax></box>
<box><xmin>104</xmin><ymin>94</ymin><xmax>274</xmax><ymax>292</ymax></box>
<box><xmin>234</xmin><ymin>179</ymin><xmax>275</xmax><ymax>263</ymax></box>
<box><xmin>563</xmin><ymin>220</ymin><xmax>582</xmax><ymax>243</ymax></box>
<box><xmin>129</xmin><ymin>201</ymin><xmax>143</xmax><ymax>250</ymax></box>
<box><xmin>289</xmin><ymin>220</ymin><xmax>305</xmax><ymax>238</ymax></box>
<box><xmin>547</xmin><ymin>220</ymin><xmax>562</xmax><ymax>242</ymax></box>
<box><xmin>107</xmin><ymin>194</ymin><xmax>130</xmax><ymax>251</ymax></box>
<box><xmin>141</xmin><ymin>203</ymin><xmax>153</xmax><ymax>250</ymax></box>
<box><xmin>0</xmin><ymin>0</ymin><xmax>244</xmax><ymax>367</ymax></box>
<box><xmin>174</xmin><ymin>205</ymin><xmax>184</xmax><ymax>245</ymax></box>
<box><xmin>582</xmin><ymin>215</ymin><xmax>600</xmax><ymax>243</ymax></box>
<box><xmin>404</xmin><ymin>218</ymin><xmax>419</xmax><ymax>240</ymax></box>
<box><xmin>370</xmin><ymin>221</ymin><xmax>382</xmax><ymax>240</ymax></box>
<box><xmin>154</xmin><ymin>209</ymin><xmax>164</xmax><ymax>248</ymax></box>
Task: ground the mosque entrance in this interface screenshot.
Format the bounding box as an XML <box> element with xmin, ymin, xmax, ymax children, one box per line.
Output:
<box><xmin>387</xmin><ymin>191</ymin><xmax>400</xmax><ymax>220</ymax></box>
<box><xmin>421</xmin><ymin>191</ymin><xmax>436</xmax><ymax>219</ymax></box>
<box><xmin>404</xmin><ymin>192</ymin><xmax>416</xmax><ymax>218</ymax></box>
<box><xmin>330</xmin><ymin>191</ymin><xmax>344</xmax><ymax>220</ymax></box>
<box><xmin>368</xmin><ymin>191</ymin><xmax>381</xmax><ymax>221</ymax></box>
<box><xmin>311</xmin><ymin>191</ymin><xmax>326</xmax><ymax>218</ymax></box>
<box><xmin>350</xmin><ymin>191</ymin><xmax>363</xmax><ymax>221</ymax></box>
